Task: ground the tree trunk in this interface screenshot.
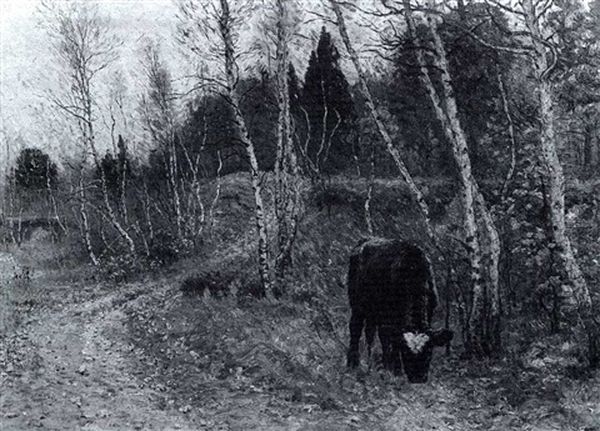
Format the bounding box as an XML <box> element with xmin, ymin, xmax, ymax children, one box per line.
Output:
<box><xmin>590</xmin><ymin>134</ymin><xmax>599</xmax><ymax>167</ymax></box>
<box><xmin>403</xmin><ymin>0</ymin><xmax>500</xmax><ymax>355</ymax></box>
<box><xmin>521</xmin><ymin>0</ymin><xmax>591</xmax><ymax>309</ymax></box>
<box><xmin>78</xmin><ymin>175</ymin><xmax>98</xmax><ymax>266</ymax></box>
<box><xmin>219</xmin><ymin>0</ymin><xmax>273</xmax><ymax>297</ymax></box>
<box><xmin>475</xmin><ymin>188</ymin><xmax>502</xmax><ymax>352</ymax></box>
<box><xmin>538</xmin><ymin>81</ymin><xmax>590</xmax><ymax>307</ymax></box>
<box><xmin>46</xmin><ymin>158</ymin><xmax>67</xmax><ymax>236</ymax></box>
<box><xmin>497</xmin><ymin>69</ymin><xmax>517</xmax><ymax>199</ymax></box>
<box><xmin>329</xmin><ymin>0</ymin><xmax>437</xmax><ymax>245</ymax></box>
<box><xmin>167</xmin><ymin>137</ymin><xmax>183</xmax><ymax>242</ymax></box>
<box><xmin>365</xmin><ymin>137</ymin><xmax>376</xmax><ymax>236</ymax></box>
<box><xmin>274</xmin><ymin>0</ymin><xmax>301</xmax><ymax>279</ymax></box>
<box><xmin>87</xmin><ymin>123</ymin><xmax>136</xmax><ymax>256</ymax></box>
<box><xmin>209</xmin><ymin>150</ymin><xmax>223</xmax><ymax>236</ymax></box>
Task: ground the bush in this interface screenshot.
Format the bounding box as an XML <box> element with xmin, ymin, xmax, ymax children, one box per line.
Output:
<box><xmin>148</xmin><ymin>231</ymin><xmax>180</xmax><ymax>267</ymax></box>
<box><xmin>181</xmin><ymin>271</ymin><xmax>231</xmax><ymax>299</ymax></box>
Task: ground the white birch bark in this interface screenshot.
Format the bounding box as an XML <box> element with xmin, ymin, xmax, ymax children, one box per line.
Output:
<box><xmin>404</xmin><ymin>0</ymin><xmax>501</xmax><ymax>354</ymax></box>
<box><xmin>274</xmin><ymin>0</ymin><xmax>301</xmax><ymax>278</ymax></box>
<box><xmin>78</xmin><ymin>174</ymin><xmax>98</xmax><ymax>266</ymax></box>
<box><xmin>218</xmin><ymin>0</ymin><xmax>273</xmax><ymax>297</ymax></box>
<box><xmin>45</xmin><ymin>2</ymin><xmax>136</xmax><ymax>257</ymax></box>
<box><xmin>521</xmin><ymin>0</ymin><xmax>591</xmax><ymax>309</ymax></box>
<box><xmin>329</xmin><ymin>0</ymin><xmax>438</xmax><ymax>245</ymax></box>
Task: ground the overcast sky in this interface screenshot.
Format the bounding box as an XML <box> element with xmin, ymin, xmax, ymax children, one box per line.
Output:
<box><xmin>0</xmin><ymin>0</ymin><xmax>382</xmax><ymax>167</ymax></box>
<box><xmin>0</xmin><ymin>0</ymin><xmax>184</xmax><ymax>163</ymax></box>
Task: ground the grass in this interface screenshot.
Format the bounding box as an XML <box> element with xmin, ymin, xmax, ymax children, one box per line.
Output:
<box><xmin>4</xmin><ymin>173</ymin><xmax>600</xmax><ymax>429</ymax></box>
<box><xmin>120</xmin><ymin>174</ymin><xmax>600</xmax><ymax>429</ymax></box>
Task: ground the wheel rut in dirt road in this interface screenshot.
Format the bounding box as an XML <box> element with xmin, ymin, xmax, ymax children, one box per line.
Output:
<box><xmin>1</xmin><ymin>269</ymin><xmax>195</xmax><ymax>431</ymax></box>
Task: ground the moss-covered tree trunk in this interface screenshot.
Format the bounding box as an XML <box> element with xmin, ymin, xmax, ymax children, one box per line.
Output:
<box><xmin>521</xmin><ymin>0</ymin><xmax>591</xmax><ymax>310</ymax></box>
<box><xmin>403</xmin><ymin>0</ymin><xmax>501</xmax><ymax>356</ymax></box>
<box><xmin>274</xmin><ymin>0</ymin><xmax>301</xmax><ymax>279</ymax></box>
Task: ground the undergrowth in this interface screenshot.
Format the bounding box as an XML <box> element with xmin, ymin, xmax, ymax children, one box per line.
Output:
<box><xmin>121</xmin><ymin>177</ymin><xmax>600</xmax><ymax>429</ymax></box>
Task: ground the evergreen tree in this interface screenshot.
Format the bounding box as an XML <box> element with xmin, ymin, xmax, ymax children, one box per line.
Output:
<box><xmin>389</xmin><ymin>4</ymin><xmax>514</xmax><ymax>178</ymax></box>
<box><xmin>96</xmin><ymin>135</ymin><xmax>133</xmax><ymax>196</ymax></box>
<box><xmin>13</xmin><ymin>148</ymin><xmax>58</xmax><ymax>190</ymax></box>
<box><xmin>300</xmin><ymin>27</ymin><xmax>355</xmax><ymax>174</ymax></box>
<box><xmin>288</xmin><ymin>63</ymin><xmax>301</xmax><ymax>113</ymax></box>
<box><xmin>240</xmin><ymin>71</ymin><xmax>278</xmax><ymax>171</ymax></box>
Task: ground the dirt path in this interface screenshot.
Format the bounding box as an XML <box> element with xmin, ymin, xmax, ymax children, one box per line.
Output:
<box><xmin>0</xmin><ymin>251</ymin><xmax>195</xmax><ymax>430</ymax></box>
<box><xmin>2</xmin><ymin>248</ymin><xmax>600</xmax><ymax>431</ymax></box>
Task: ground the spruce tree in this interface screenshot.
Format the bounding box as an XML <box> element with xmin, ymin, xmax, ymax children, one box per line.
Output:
<box><xmin>14</xmin><ymin>148</ymin><xmax>58</xmax><ymax>190</ymax></box>
<box><xmin>301</xmin><ymin>27</ymin><xmax>354</xmax><ymax>174</ymax></box>
<box><xmin>288</xmin><ymin>63</ymin><xmax>301</xmax><ymax>114</ymax></box>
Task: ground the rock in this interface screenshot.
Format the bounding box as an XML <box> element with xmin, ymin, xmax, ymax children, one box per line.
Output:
<box><xmin>78</xmin><ymin>365</ymin><xmax>87</xmax><ymax>375</ymax></box>
<box><xmin>179</xmin><ymin>405</ymin><xmax>192</xmax><ymax>413</ymax></box>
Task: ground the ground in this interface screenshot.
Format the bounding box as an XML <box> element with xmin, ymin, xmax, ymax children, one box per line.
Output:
<box><xmin>1</xmin><ymin>242</ymin><xmax>600</xmax><ymax>431</ymax></box>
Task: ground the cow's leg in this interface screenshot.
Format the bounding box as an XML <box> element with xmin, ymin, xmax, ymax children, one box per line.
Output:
<box><xmin>379</xmin><ymin>325</ymin><xmax>393</xmax><ymax>371</ymax></box>
<box><xmin>391</xmin><ymin>340</ymin><xmax>403</xmax><ymax>376</ymax></box>
<box><xmin>365</xmin><ymin>320</ymin><xmax>376</xmax><ymax>359</ymax></box>
<box><xmin>347</xmin><ymin>312</ymin><xmax>364</xmax><ymax>368</ymax></box>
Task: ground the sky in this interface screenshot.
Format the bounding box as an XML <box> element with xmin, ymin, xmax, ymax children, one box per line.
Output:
<box><xmin>0</xmin><ymin>0</ymin><xmax>182</xmax><ymax>166</ymax></box>
<box><xmin>0</xmin><ymin>0</ymin><xmax>381</xmax><ymax>169</ymax></box>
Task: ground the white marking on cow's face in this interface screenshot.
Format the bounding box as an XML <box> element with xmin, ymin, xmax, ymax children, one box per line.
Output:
<box><xmin>403</xmin><ymin>332</ymin><xmax>430</xmax><ymax>354</ymax></box>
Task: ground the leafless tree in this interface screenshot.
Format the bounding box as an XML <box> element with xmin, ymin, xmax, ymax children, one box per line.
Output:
<box><xmin>177</xmin><ymin>0</ymin><xmax>274</xmax><ymax>296</ymax></box>
<box><xmin>445</xmin><ymin>0</ymin><xmax>595</xmax><ymax>359</ymax></box>
<box><xmin>139</xmin><ymin>42</ymin><xmax>184</xmax><ymax>243</ymax></box>
<box><xmin>271</xmin><ymin>0</ymin><xmax>303</xmax><ymax>278</ymax></box>
<box><xmin>41</xmin><ymin>0</ymin><xmax>135</xmax><ymax>260</ymax></box>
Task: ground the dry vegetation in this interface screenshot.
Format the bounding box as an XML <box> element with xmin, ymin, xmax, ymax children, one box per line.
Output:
<box><xmin>2</xmin><ymin>175</ymin><xmax>599</xmax><ymax>430</ymax></box>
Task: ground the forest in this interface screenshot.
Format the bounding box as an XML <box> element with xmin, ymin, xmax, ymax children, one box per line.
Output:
<box><xmin>1</xmin><ymin>0</ymin><xmax>600</xmax><ymax>429</ymax></box>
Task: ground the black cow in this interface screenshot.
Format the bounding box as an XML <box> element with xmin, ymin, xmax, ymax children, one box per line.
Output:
<box><xmin>346</xmin><ymin>238</ymin><xmax>453</xmax><ymax>383</ymax></box>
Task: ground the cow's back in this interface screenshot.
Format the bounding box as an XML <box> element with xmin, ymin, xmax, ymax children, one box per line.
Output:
<box><xmin>348</xmin><ymin>239</ymin><xmax>433</xmax><ymax>330</ymax></box>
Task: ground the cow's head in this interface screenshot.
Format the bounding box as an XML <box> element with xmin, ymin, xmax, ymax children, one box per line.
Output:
<box><xmin>398</xmin><ymin>329</ymin><xmax>453</xmax><ymax>383</ymax></box>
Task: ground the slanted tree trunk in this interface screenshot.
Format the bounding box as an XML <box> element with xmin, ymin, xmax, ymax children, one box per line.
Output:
<box><xmin>218</xmin><ymin>0</ymin><xmax>273</xmax><ymax>297</ymax></box>
<box><xmin>78</xmin><ymin>174</ymin><xmax>98</xmax><ymax>266</ymax></box>
<box><xmin>329</xmin><ymin>0</ymin><xmax>437</xmax><ymax>245</ymax></box>
<box><xmin>403</xmin><ymin>0</ymin><xmax>501</xmax><ymax>355</ymax></box>
<box><xmin>45</xmin><ymin>2</ymin><xmax>136</xmax><ymax>257</ymax></box>
<box><xmin>88</xmin><ymin>123</ymin><xmax>136</xmax><ymax>256</ymax></box>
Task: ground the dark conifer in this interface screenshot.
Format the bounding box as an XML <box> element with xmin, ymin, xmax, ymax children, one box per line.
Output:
<box><xmin>300</xmin><ymin>27</ymin><xmax>355</xmax><ymax>174</ymax></box>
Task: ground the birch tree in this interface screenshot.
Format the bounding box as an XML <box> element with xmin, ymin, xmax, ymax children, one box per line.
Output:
<box><xmin>456</xmin><ymin>0</ymin><xmax>598</xmax><ymax>362</ymax></box>
<box><xmin>178</xmin><ymin>0</ymin><xmax>274</xmax><ymax>297</ymax></box>
<box><xmin>140</xmin><ymin>42</ymin><xmax>184</xmax><ymax>243</ymax></box>
<box><xmin>327</xmin><ymin>0</ymin><xmax>438</xmax><ymax>244</ymax></box>
<box><xmin>42</xmin><ymin>1</ymin><xmax>136</xmax><ymax>258</ymax></box>
<box><xmin>519</xmin><ymin>0</ymin><xmax>591</xmax><ymax>308</ymax></box>
<box><xmin>391</xmin><ymin>0</ymin><xmax>502</xmax><ymax>355</ymax></box>
<box><xmin>272</xmin><ymin>0</ymin><xmax>302</xmax><ymax>277</ymax></box>
<box><xmin>517</xmin><ymin>0</ymin><xmax>597</xmax><ymax>364</ymax></box>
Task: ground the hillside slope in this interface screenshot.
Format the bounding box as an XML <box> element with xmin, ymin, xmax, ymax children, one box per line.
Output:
<box><xmin>1</xmin><ymin>175</ymin><xmax>599</xmax><ymax>430</ymax></box>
